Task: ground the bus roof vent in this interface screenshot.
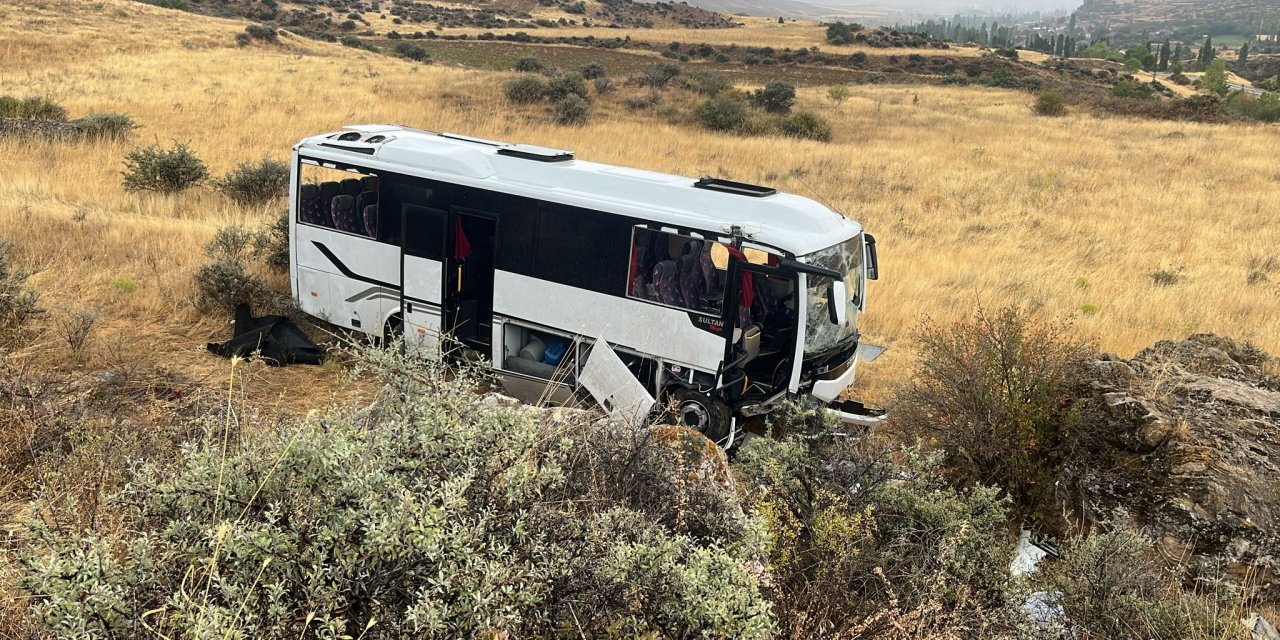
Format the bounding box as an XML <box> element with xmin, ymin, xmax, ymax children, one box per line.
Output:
<box><xmin>693</xmin><ymin>177</ymin><xmax>777</xmax><ymax>197</ymax></box>
<box><xmin>336</xmin><ymin>131</ymin><xmax>363</xmax><ymax>142</ymax></box>
<box><xmin>497</xmin><ymin>144</ymin><xmax>574</xmax><ymax>163</ymax></box>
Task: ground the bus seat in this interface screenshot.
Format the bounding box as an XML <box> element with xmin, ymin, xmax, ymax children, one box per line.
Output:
<box><xmin>678</xmin><ymin>244</ymin><xmax>704</xmax><ymax>311</ymax></box>
<box><xmin>356</xmin><ymin>191</ymin><xmax>378</xmax><ymax>235</ymax></box>
<box><xmin>331</xmin><ymin>195</ymin><xmax>360</xmax><ymax>233</ymax></box>
<box><xmin>360</xmin><ymin>175</ymin><xmax>378</xmax><ymax>192</ymax></box>
<box><xmin>699</xmin><ymin>242</ymin><xmax>723</xmax><ymax>303</ymax></box>
<box><xmin>339</xmin><ymin>178</ymin><xmax>362</xmax><ymax>197</ymax></box>
<box><xmin>752</xmin><ymin>272</ymin><xmax>778</xmax><ymax>318</ymax></box>
<box><xmin>652</xmin><ymin>260</ymin><xmax>683</xmax><ymax>307</ymax></box>
<box><xmin>298</xmin><ymin>184</ymin><xmax>325</xmax><ymax>225</ymax></box>
<box><xmin>362</xmin><ymin>204</ymin><xmax>378</xmax><ymax>237</ymax></box>
<box><xmin>316</xmin><ymin>182</ymin><xmax>340</xmax><ymax>227</ymax></box>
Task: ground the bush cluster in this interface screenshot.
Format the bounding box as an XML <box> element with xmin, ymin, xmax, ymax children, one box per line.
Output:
<box><xmin>552</xmin><ymin>93</ymin><xmax>590</xmax><ymax>126</ymax></box>
<box><xmin>751</xmin><ymin>81</ymin><xmax>796</xmax><ymax>114</ymax></box>
<box><xmin>121</xmin><ymin>141</ymin><xmax>209</xmax><ymax>194</ymax></box>
<box><xmin>214</xmin><ymin>157</ymin><xmax>290</xmax><ymax>206</ymax></box>
<box><xmin>73</xmin><ymin>112</ymin><xmax>138</xmax><ymax>141</ymax></box>
<box><xmin>236</xmin><ymin>23</ymin><xmax>278</xmax><ymax>45</ymax></box>
<box><xmin>504</xmin><ymin>76</ymin><xmax>547</xmax><ymax>104</ymax></box>
<box><xmin>779</xmin><ymin>111</ymin><xmax>832</xmax><ymax>141</ymax></box>
<box><xmin>192</xmin><ymin>214</ymin><xmax>289</xmax><ymax>312</ymax></box>
<box><xmin>514</xmin><ymin>55</ymin><xmax>543</xmax><ymax>72</ymax></box>
<box><xmin>19</xmin><ymin>347</ymin><xmax>773</xmax><ymax>638</ymax></box>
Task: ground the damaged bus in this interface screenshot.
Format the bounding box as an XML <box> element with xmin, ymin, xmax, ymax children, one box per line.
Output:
<box><xmin>289</xmin><ymin>125</ymin><xmax>882</xmax><ymax>446</ymax></box>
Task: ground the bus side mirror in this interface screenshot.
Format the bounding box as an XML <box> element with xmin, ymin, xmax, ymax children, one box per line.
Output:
<box><xmin>865</xmin><ymin>233</ymin><xmax>879</xmax><ymax>281</ymax></box>
<box><xmin>828</xmin><ymin>280</ymin><xmax>847</xmax><ymax>326</ymax></box>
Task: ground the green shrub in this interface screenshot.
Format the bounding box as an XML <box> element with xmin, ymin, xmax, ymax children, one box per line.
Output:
<box><xmin>680</xmin><ymin>68</ymin><xmax>733</xmax><ymax>96</ymax></box>
<box><xmin>825</xmin><ymin>20</ymin><xmax>862</xmax><ymax>45</ymax></box>
<box><xmin>1226</xmin><ymin>91</ymin><xmax>1280</xmax><ymax>122</ymax></box>
<box><xmin>138</xmin><ymin>0</ymin><xmax>189</xmax><ymax>9</ymax></box>
<box><xmin>592</xmin><ymin>76</ymin><xmax>615</xmax><ymax>94</ymax></box>
<box><xmin>894</xmin><ymin>307</ymin><xmax>1095</xmax><ymax>514</ymax></box>
<box><xmin>778</xmin><ymin>111</ymin><xmax>832</xmax><ymax>142</ymax></box>
<box><xmin>579</xmin><ymin>62</ymin><xmax>606</xmax><ymax>79</ymax></box>
<box><xmin>861</xmin><ymin>72</ymin><xmax>886</xmax><ymax>84</ymax></box>
<box><xmin>19</xmin><ymin>346</ymin><xmax>773</xmax><ymax>638</ymax></box>
<box><xmin>1044</xmin><ymin>529</ymin><xmax>1242</xmax><ymax>639</ymax></box>
<box><xmin>827</xmin><ymin>85</ymin><xmax>850</xmax><ymax>106</ymax></box>
<box><xmin>191</xmin><ymin>258</ymin><xmax>278</xmax><ymax>312</ymax></box>
<box><xmin>0</xmin><ymin>241</ymin><xmax>42</xmax><ymax>345</ymax></box>
<box><xmin>214</xmin><ymin>157</ymin><xmax>289</xmax><ymax>207</ymax></box>
<box><xmin>980</xmin><ymin>68</ymin><xmax>1021</xmax><ymax>89</ymax></box>
<box><xmin>848</xmin><ymin>51</ymin><xmax>868</xmax><ymax>67</ymax></box>
<box><xmin>243</xmin><ymin>23</ymin><xmax>278</xmax><ymax>42</ymax></box>
<box><xmin>1150</xmin><ymin>266</ymin><xmax>1185</xmax><ymax>286</ymax></box>
<box><xmin>0</xmin><ymin>96</ymin><xmax>68</xmax><ymax>121</ymax></box>
<box><xmin>942</xmin><ymin>73</ymin><xmax>970</xmax><ymax>85</ymax></box>
<box><xmin>394</xmin><ymin>41</ymin><xmax>430</xmax><ymax>62</ymax></box>
<box><xmin>72</xmin><ymin>112</ymin><xmax>138</xmax><ymax>141</ymax></box>
<box><xmin>260</xmin><ymin>211</ymin><xmax>290</xmax><ymax>272</ymax></box>
<box><xmin>546</xmin><ymin>73</ymin><xmax>589</xmax><ymax>101</ymax></box>
<box><xmin>111</xmin><ymin>276</ymin><xmax>138</xmax><ymax>294</ymax></box>
<box><xmin>696</xmin><ymin>94</ymin><xmax>748</xmax><ymax>132</ymax></box>
<box><xmin>340</xmin><ymin>35</ymin><xmax>374</xmax><ymax>51</ymax></box>
<box><xmin>552</xmin><ymin>94</ymin><xmax>590</xmax><ymax>125</ymax></box>
<box><xmin>1110</xmin><ymin>79</ymin><xmax>1156</xmax><ymax>100</ymax></box>
<box><xmin>121</xmin><ymin>142</ymin><xmax>208</xmax><ymax>194</ymax></box>
<box><xmin>505</xmin><ymin>76</ymin><xmax>547</xmax><ymax>103</ymax></box>
<box><xmin>751</xmin><ymin>81</ymin><xmax>796</xmax><ymax>114</ymax></box>
<box><xmin>1033</xmin><ymin>89</ymin><xmax>1068</xmax><ymax>116</ymax></box>
<box><xmin>737</xmin><ymin>426</ymin><xmax>1018</xmax><ymax>638</ymax></box>
<box><xmin>514</xmin><ymin>55</ymin><xmax>543</xmax><ymax>72</ymax></box>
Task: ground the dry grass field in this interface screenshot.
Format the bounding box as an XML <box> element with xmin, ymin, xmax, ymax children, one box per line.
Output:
<box><xmin>2</xmin><ymin>0</ymin><xmax>1279</xmax><ymax>407</ymax></box>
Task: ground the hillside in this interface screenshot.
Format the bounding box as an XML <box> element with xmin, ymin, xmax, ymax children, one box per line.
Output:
<box><xmin>1074</xmin><ymin>0</ymin><xmax>1280</xmax><ymax>39</ymax></box>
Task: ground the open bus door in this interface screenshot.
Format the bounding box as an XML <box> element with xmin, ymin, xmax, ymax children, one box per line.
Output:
<box><xmin>400</xmin><ymin>205</ymin><xmax>447</xmax><ymax>355</ymax></box>
<box><xmin>444</xmin><ymin>208</ymin><xmax>497</xmax><ymax>359</ymax></box>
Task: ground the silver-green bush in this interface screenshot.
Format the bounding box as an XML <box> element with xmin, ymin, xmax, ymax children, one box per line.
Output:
<box><xmin>20</xmin><ymin>348</ymin><xmax>773</xmax><ymax>639</ymax></box>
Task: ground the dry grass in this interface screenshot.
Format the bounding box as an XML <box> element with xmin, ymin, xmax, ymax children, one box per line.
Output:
<box><xmin>1</xmin><ymin>0</ymin><xmax>1278</xmax><ymax>408</ymax></box>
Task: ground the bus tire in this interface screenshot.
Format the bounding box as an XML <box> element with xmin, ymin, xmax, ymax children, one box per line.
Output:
<box><xmin>383</xmin><ymin>315</ymin><xmax>404</xmax><ymax>348</ymax></box>
<box><xmin>673</xmin><ymin>388</ymin><xmax>730</xmax><ymax>443</ymax></box>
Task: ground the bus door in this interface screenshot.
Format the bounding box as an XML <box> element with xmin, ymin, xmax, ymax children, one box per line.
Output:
<box><xmin>400</xmin><ymin>205</ymin><xmax>447</xmax><ymax>355</ymax></box>
<box><xmin>445</xmin><ymin>208</ymin><xmax>497</xmax><ymax>359</ymax></box>
<box><xmin>722</xmin><ymin>256</ymin><xmax>799</xmax><ymax>398</ymax></box>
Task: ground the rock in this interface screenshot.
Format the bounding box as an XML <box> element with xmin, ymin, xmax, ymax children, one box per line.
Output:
<box><xmin>1061</xmin><ymin>334</ymin><xmax>1280</xmax><ymax>598</ymax></box>
<box><xmin>1243</xmin><ymin>613</ymin><xmax>1280</xmax><ymax>640</ymax></box>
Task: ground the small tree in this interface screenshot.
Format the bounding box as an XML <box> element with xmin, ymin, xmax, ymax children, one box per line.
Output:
<box><xmin>894</xmin><ymin>307</ymin><xmax>1095</xmax><ymax>514</ymax></box>
<box><xmin>751</xmin><ymin>81</ymin><xmax>796</xmax><ymax>114</ymax></box>
<box><xmin>1033</xmin><ymin>89</ymin><xmax>1068</xmax><ymax>116</ymax></box>
<box><xmin>826</xmin><ymin>85</ymin><xmax>850</xmax><ymax>107</ymax></box>
<box><xmin>546</xmin><ymin>73</ymin><xmax>589</xmax><ymax>101</ymax></box>
<box><xmin>1236</xmin><ymin>41</ymin><xmax>1250</xmax><ymax>70</ymax></box>
<box><xmin>1203</xmin><ymin>58</ymin><xmax>1229</xmax><ymax>96</ymax></box>
<box><xmin>121</xmin><ymin>142</ymin><xmax>208</xmax><ymax>194</ymax></box>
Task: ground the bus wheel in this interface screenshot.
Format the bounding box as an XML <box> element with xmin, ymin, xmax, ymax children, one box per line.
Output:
<box><xmin>383</xmin><ymin>315</ymin><xmax>404</xmax><ymax>349</ymax></box>
<box><xmin>673</xmin><ymin>389</ymin><xmax>730</xmax><ymax>443</ymax></box>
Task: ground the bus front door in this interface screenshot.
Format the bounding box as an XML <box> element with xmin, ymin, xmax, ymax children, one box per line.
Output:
<box><xmin>400</xmin><ymin>205</ymin><xmax>447</xmax><ymax>355</ymax></box>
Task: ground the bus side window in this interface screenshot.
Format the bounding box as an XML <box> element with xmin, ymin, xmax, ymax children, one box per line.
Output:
<box><xmin>627</xmin><ymin>228</ymin><xmax>724</xmax><ymax>315</ymax></box>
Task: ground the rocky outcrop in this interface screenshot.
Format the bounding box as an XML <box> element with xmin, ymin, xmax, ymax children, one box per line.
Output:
<box><xmin>1063</xmin><ymin>334</ymin><xmax>1280</xmax><ymax>595</ymax></box>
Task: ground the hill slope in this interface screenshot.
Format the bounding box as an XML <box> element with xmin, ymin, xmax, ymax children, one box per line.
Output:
<box><xmin>1074</xmin><ymin>0</ymin><xmax>1280</xmax><ymax>36</ymax></box>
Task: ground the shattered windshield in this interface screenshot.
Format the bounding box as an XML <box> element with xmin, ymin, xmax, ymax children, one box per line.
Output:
<box><xmin>803</xmin><ymin>234</ymin><xmax>862</xmax><ymax>355</ymax></box>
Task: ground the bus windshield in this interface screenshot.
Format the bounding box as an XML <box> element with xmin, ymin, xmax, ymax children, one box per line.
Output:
<box><xmin>802</xmin><ymin>234</ymin><xmax>862</xmax><ymax>356</ymax></box>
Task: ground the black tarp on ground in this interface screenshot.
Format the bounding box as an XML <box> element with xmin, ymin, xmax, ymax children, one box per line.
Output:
<box><xmin>206</xmin><ymin>304</ymin><xmax>325</xmax><ymax>366</ymax></box>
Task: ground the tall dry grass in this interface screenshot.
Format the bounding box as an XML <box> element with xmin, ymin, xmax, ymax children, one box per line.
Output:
<box><xmin>0</xmin><ymin>0</ymin><xmax>1277</xmax><ymax>402</ymax></box>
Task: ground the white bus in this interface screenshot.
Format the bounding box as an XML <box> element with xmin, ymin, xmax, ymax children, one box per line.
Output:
<box><xmin>289</xmin><ymin>124</ymin><xmax>882</xmax><ymax>444</ymax></box>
